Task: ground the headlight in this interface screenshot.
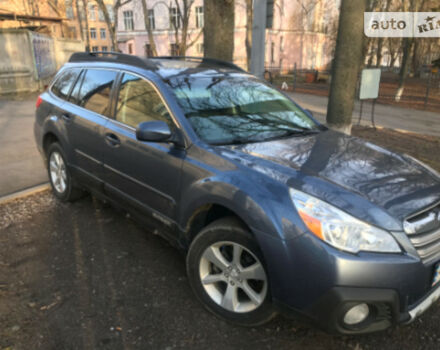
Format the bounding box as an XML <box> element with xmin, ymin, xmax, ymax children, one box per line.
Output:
<box><xmin>289</xmin><ymin>189</ymin><xmax>401</xmax><ymax>254</ymax></box>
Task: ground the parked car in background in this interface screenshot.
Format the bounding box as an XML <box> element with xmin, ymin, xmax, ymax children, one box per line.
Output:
<box><xmin>35</xmin><ymin>52</ymin><xmax>440</xmax><ymax>334</ymax></box>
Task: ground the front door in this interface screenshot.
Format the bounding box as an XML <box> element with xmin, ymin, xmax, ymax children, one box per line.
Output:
<box><xmin>102</xmin><ymin>72</ymin><xmax>185</xmax><ymax>223</ymax></box>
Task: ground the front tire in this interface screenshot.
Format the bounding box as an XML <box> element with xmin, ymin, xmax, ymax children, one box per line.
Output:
<box><xmin>46</xmin><ymin>142</ymin><xmax>84</xmax><ymax>202</ymax></box>
<box><xmin>186</xmin><ymin>217</ymin><xmax>277</xmax><ymax>326</ymax></box>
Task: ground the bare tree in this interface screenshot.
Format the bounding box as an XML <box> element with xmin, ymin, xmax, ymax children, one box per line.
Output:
<box><xmin>245</xmin><ymin>0</ymin><xmax>252</xmax><ymax>71</ymax></box>
<box><xmin>326</xmin><ymin>0</ymin><xmax>368</xmax><ymax>134</ymax></box>
<box><xmin>141</xmin><ymin>0</ymin><xmax>158</xmax><ymax>56</ymax></box>
<box><xmin>387</xmin><ymin>38</ymin><xmax>401</xmax><ymax>68</ymax></box>
<box><xmin>169</xmin><ymin>0</ymin><xmax>202</xmax><ymax>56</ymax></box>
<box><xmin>203</xmin><ymin>0</ymin><xmax>234</xmax><ymax>61</ymax></box>
<box><xmin>394</xmin><ymin>0</ymin><xmax>431</xmax><ymax>101</ymax></box>
<box><xmin>111</xmin><ymin>0</ymin><xmax>133</xmax><ymax>52</ymax></box>
<box><xmin>74</xmin><ymin>0</ymin><xmax>85</xmax><ymax>41</ymax></box>
<box><xmin>95</xmin><ymin>0</ymin><xmax>117</xmax><ymax>51</ymax></box>
<box><xmin>82</xmin><ymin>0</ymin><xmax>91</xmax><ymax>51</ymax></box>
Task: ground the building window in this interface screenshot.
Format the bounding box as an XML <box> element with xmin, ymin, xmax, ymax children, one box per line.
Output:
<box><xmin>147</xmin><ymin>9</ymin><xmax>155</xmax><ymax>30</ymax></box>
<box><xmin>123</xmin><ymin>11</ymin><xmax>134</xmax><ymax>30</ymax></box>
<box><xmin>106</xmin><ymin>5</ymin><xmax>114</xmax><ymax>22</ymax></box>
<box><xmin>92</xmin><ymin>46</ymin><xmax>99</xmax><ymax>52</ymax></box>
<box><xmin>196</xmin><ymin>43</ymin><xmax>203</xmax><ymax>54</ymax></box>
<box><xmin>102</xmin><ymin>46</ymin><xmax>108</xmax><ymax>52</ymax></box>
<box><xmin>65</xmin><ymin>0</ymin><xmax>74</xmax><ymax>19</ymax></box>
<box><xmin>128</xmin><ymin>43</ymin><xmax>133</xmax><ymax>54</ymax></box>
<box><xmin>170</xmin><ymin>43</ymin><xmax>179</xmax><ymax>56</ymax></box>
<box><xmin>100</xmin><ymin>28</ymin><xmax>106</xmax><ymax>39</ymax></box>
<box><xmin>89</xmin><ymin>4</ymin><xmax>96</xmax><ymax>21</ymax></box>
<box><xmin>68</xmin><ymin>26</ymin><xmax>77</xmax><ymax>39</ymax></box>
<box><xmin>98</xmin><ymin>8</ymin><xmax>105</xmax><ymax>21</ymax></box>
<box><xmin>145</xmin><ymin>43</ymin><xmax>153</xmax><ymax>57</ymax></box>
<box><xmin>195</xmin><ymin>6</ymin><xmax>203</xmax><ymax>28</ymax></box>
<box><xmin>90</xmin><ymin>27</ymin><xmax>97</xmax><ymax>39</ymax></box>
<box><xmin>170</xmin><ymin>8</ymin><xmax>181</xmax><ymax>29</ymax></box>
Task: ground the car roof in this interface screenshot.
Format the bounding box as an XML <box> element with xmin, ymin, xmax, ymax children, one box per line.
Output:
<box><xmin>68</xmin><ymin>52</ymin><xmax>249</xmax><ymax>81</ymax></box>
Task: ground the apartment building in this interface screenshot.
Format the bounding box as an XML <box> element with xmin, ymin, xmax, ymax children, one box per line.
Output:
<box><xmin>116</xmin><ymin>0</ymin><xmax>338</xmax><ymax>71</ymax></box>
<box><xmin>84</xmin><ymin>0</ymin><xmax>114</xmax><ymax>52</ymax></box>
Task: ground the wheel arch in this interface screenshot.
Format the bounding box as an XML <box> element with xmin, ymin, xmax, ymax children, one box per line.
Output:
<box><xmin>43</xmin><ymin>132</ymin><xmax>60</xmax><ymax>157</ymax></box>
<box><xmin>183</xmin><ymin>203</ymin><xmax>251</xmax><ymax>248</ymax></box>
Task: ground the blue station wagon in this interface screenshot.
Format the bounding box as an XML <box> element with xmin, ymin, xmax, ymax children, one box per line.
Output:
<box><xmin>34</xmin><ymin>52</ymin><xmax>440</xmax><ymax>334</ymax></box>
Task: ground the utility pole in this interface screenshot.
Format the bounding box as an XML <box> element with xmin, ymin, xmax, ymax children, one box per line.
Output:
<box><xmin>250</xmin><ymin>0</ymin><xmax>267</xmax><ymax>78</ymax></box>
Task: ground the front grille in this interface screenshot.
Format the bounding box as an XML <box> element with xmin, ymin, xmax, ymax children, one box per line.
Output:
<box><xmin>404</xmin><ymin>201</ymin><xmax>440</xmax><ymax>264</ymax></box>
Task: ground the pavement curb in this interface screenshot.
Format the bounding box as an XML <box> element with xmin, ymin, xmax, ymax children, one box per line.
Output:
<box><xmin>0</xmin><ymin>183</ymin><xmax>50</xmax><ymax>205</ymax></box>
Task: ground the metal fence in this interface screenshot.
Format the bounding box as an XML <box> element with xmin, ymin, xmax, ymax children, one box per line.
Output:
<box><xmin>264</xmin><ymin>65</ymin><xmax>440</xmax><ymax>112</ymax></box>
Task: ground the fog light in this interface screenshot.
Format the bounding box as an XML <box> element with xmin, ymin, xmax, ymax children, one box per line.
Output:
<box><xmin>343</xmin><ymin>303</ymin><xmax>370</xmax><ymax>325</ymax></box>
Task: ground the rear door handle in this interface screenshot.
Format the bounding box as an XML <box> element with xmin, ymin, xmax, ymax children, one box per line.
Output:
<box><xmin>105</xmin><ymin>133</ymin><xmax>121</xmax><ymax>147</ymax></box>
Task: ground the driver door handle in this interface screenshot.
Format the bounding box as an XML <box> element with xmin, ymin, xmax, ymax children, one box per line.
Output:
<box><xmin>105</xmin><ymin>133</ymin><xmax>121</xmax><ymax>147</ymax></box>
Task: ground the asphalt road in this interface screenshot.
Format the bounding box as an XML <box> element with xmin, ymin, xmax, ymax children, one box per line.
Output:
<box><xmin>0</xmin><ymin>93</ymin><xmax>48</xmax><ymax>197</ymax></box>
<box><xmin>1</xmin><ymin>191</ymin><xmax>440</xmax><ymax>350</ymax></box>
<box><xmin>288</xmin><ymin>92</ymin><xmax>440</xmax><ymax>137</ymax></box>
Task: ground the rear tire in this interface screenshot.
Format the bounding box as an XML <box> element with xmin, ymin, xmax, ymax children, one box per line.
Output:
<box><xmin>46</xmin><ymin>142</ymin><xmax>85</xmax><ymax>202</ymax></box>
<box><xmin>186</xmin><ymin>217</ymin><xmax>277</xmax><ymax>326</ymax></box>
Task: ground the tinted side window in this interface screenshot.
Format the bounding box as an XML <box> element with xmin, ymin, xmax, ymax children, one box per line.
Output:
<box><xmin>115</xmin><ymin>73</ymin><xmax>172</xmax><ymax>128</ymax></box>
<box><xmin>78</xmin><ymin>69</ymin><xmax>117</xmax><ymax>115</ymax></box>
<box><xmin>51</xmin><ymin>69</ymin><xmax>80</xmax><ymax>100</ymax></box>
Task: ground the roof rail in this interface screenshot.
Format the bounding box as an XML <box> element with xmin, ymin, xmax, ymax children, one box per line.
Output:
<box><xmin>69</xmin><ymin>51</ymin><xmax>157</xmax><ymax>70</ymax></box>
<box><xmin>153</xmin><ymin>56</ymin><xmax>246</xmax><ymax>72</ymax></box>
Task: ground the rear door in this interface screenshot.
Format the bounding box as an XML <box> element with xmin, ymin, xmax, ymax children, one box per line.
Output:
<box><xmin>60</xmin><ymin>68</ymin><xmax>118</xmax><ymax>188</ymax></box>
<box><xmin>102</xmin><ymin>72</ymin><xmax>185</xmax><ymax>223</ymax></box>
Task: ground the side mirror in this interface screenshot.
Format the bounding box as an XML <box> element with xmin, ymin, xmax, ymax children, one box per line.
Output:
<box><xmin>136</xmin><ymin>121</ymin><xmax>172</xmax><ymax>142</ymax></box>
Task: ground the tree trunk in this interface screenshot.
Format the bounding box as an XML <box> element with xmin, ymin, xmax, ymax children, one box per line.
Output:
<box><xmin>203</xmin><ymin>0</ymin><xmax>234</xmax><ymax>61</ymax></box>
<box><xmin>75</xmin><ymin>0</ymin><xmax>84</xmax><ymax>41</ymax></box>
<box><xmin>395</xmin><ymin>38</ymin><xmax>414</xmax><ymax>101</ymax></box>
<box><xmin>81</xmin><ymin>0</ymin><xmax>90</xmax><ymax>51</ymax></box>
<box><xmin>395</xmin><ymin>0</ymin><xmax>425</xmax><ymax>100</ymax></box>
<box><xmin>326</xmin><ymin>0</ymin><xmax>368</xmax><ymax>134</ymax></box>
<box><xmin>375</xmin><ymin>0</ymin><xmax>391</xmax><ymax>67</ymax></box>
<box><xmin>141</xmin><ymin>0</ymin><xmax>158</xmax><ymax>56</ymax></box>
<box><xmin>376</xmin><ymin>37</ymin><xmax>383</xmax><ymax>67</ymax></box>
<box><xmin>114</xmin><ymin>3</ymin><xmax>120</xmax><ymax>51</ymax></box>
<box><xmin>360</xmin><ymin>0</ymin><xmax>379</xmax><ymax>68</ymax></box>
<box><xmin>95</xmin><ymin>0</ymin><xmax>116</xmax><ymax>51</ymax></box>
<box><xmin>245</xmin><ymin>0</ymin><xmax>252</xmax><ymax>71</ymax></box>
<box><xmin>367</xmin><ymin>41</ymin><xmax>375</xmax><ymax>67</ymax></box>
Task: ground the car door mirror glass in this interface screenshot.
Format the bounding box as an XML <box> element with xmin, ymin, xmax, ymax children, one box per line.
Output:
<box><xmin>136</xmin><ymin>121</ymin><xmax>172</xmax><ymax>142</ymax></box>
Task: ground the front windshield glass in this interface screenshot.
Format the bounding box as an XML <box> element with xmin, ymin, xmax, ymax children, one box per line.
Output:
<box><xmin>167</xmin><ymin>73</ymin><xmax>319</xmax><ymax>145</ymax></box>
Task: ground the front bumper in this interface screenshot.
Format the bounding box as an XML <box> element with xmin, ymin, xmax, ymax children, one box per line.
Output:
<box><xmin>406</xmin><ymin>283</ymin><xmax>440</xmax><ymax>323</ymax></box>
<box><xmin>253</xmin><ymin>228</ymin><xmax>440</xmax><ymax>334</ymax></box>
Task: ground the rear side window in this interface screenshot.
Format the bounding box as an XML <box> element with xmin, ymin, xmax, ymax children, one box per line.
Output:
<box><xmin>51</xmin><ymin>69</ymin><xmax>80</xmax><ymax>100</ymax></box>
<box><xmin>68</xmin><ymin>70</ymin><xmax>84</xmax><ymax>105</ymax></box>
<box><xmin>115</xmin><ymin>73</ymin><xmax>172</xmax><ymax>128</ymax></box>
<box><xmin>77</xmin><ymin>69</ymin><xmax>117</xmax><ymax>116</ymax></box>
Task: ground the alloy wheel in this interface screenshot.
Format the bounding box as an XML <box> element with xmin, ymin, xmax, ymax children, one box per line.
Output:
<box><xmin>199</xmin><ymin>241</ymin><xmax>268</xmax><ymax>313</ymax></box>
<box><xmin>49</xmin><ymin>151</ymin><xmax>67</xmax><ymax>194</ymax></box>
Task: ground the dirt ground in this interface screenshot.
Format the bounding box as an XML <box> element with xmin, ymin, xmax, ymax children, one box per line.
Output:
<box><xmin>1</xmin><ymin>127</ymin><xmax>440</xmax><ymax>350</ymax></box>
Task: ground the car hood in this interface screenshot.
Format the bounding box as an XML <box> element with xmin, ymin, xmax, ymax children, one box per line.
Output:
<box><xmin>220</xmin><ymin>130</ymin><xmax>440</xmax><ymax>225</ymax></box>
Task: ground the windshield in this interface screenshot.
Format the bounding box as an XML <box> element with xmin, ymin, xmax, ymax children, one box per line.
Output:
<box><xmin>167</xmin><ymin>74</ymin><xmax>320</xmax><ymax>145</ymax></box>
